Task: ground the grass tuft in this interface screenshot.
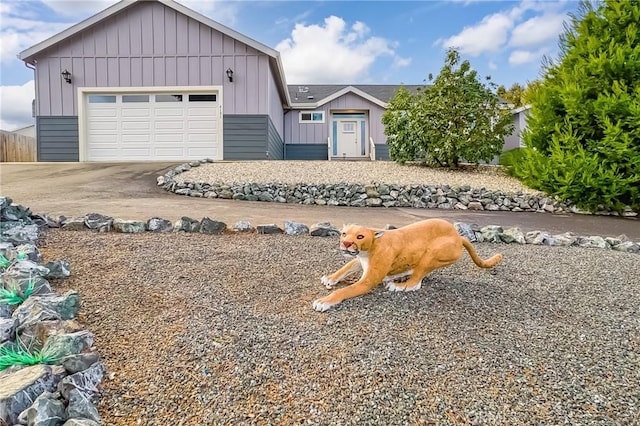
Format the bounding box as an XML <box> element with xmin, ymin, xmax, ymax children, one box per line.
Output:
<box><xmin>0</xmin><ymin>280</ymin><xmax>35</xmax><ymax>306</ymax></box>
<box><xmin>0</xmin><ymin>338</ymin><xmax>58</xmax><ymax>371</ymax></box>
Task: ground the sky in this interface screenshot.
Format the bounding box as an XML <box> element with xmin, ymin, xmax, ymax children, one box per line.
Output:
<box><xmin>0</xmin><ymin>0</ymin><xmax>578</xmax><ymax>130</ymax></box>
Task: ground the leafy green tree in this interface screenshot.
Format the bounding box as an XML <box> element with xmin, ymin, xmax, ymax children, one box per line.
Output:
<box><xmin>383</xmin><ymin>48</ymin><xmax>514</xmax><ymax>167</ymax></box>
<box><xmin>497</xmin><ymin>83</ymin><xmax>527</xmax><ymax>107</ymax></box>
<box><xmin>514</xmin><ymin>0</ymin><xmax>640</xmax><ymax>212</ymax></box>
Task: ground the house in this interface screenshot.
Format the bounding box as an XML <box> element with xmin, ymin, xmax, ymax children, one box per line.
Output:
<box><xmin>502</xmin><ymin>105</ymin><xmax>531</xmax><ymax>152</ymax></box>
<box><xmin>10</xmin><ymin>125</ymin><xmax>36</xmax><ymax>139</ymax></box>
<box><xmin>18</xmin><ymin>0</ymin><xmax>520</xmax><ymax>162</ymax></box>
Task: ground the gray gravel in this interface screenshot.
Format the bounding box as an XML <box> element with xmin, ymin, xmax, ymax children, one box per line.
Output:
<box><xmin>175</xmin><ymin>161</ymin><xmax>535</xmax><ymax>194</ymax></box>
<box><xmin>40</xmin><ymin>230</ymin><xmax>640</xmax><ymax>425</ymax></box>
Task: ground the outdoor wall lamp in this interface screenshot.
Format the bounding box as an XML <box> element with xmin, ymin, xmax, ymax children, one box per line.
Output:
<box><xmin>226</xmin><ymin>68</ymin><xmax>233</xmax><ymax>82</ymax></box>
<box><xmin>61</xmin><ymin>69</ymin><xmax>72</xmax><ymax>84</ymax></box>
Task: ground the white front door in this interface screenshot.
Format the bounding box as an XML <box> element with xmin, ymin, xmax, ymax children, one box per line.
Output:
<box><xmin>331</xmin><ymin>113</ymin><xmax>367</xmax><ymax>159</ymax></box>
<box><xmin>337</xmin><ymin>120</ymin><xmax>360</xmax><ymax>157</ymax></box>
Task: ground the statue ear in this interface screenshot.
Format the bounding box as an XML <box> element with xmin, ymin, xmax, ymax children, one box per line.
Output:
<box><xmin>374</xmin><ymin>231</ymin><xmax>384</xmax><ymax>239</ymax></box>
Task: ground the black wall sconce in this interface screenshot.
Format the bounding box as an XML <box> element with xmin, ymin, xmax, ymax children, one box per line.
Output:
<box><xmin>226</xmin><ymin>68</ymin><xmax>233</xmax><ymax>82</ymax></box>
<box><xmin>61</xmin><ymin>69</ymin><xmax>72</xmax><ymax>84</ymax></box>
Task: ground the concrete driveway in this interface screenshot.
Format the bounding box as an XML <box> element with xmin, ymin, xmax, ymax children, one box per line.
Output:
<box><xmin>1</xmin><ymin>162</ymin><xmax>638</xmax><ymax>239</ymax></box>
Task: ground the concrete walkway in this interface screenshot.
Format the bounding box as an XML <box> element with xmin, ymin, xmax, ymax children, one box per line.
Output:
<box><xmin>1</xmin><ymin>162</ymin><xmax>638</xmax><ymax>239</ymax></box>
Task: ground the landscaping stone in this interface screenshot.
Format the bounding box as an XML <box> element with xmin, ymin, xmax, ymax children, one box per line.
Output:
<box><xmin>612</xmin><ymin>241</ymin><xmax>640</xmax><ymax>253</ymax></box>
<box><xmin>284</xmin><ymin>221</ymin><xmax>309</xmax><ymax>236</ymax></box>
<box><xmin>525</xmin><ymin>230</ymin><xmax>555</xmax><ymax>245</ymax></box>
<box><xmin>84</xmin><ymin>213</ymin><xmax>113</xmax><ymax>232</ymax></box>
<box><xmin>14</xmin><ymin>243</ymin><xmax>41</xmax><ymax>262</ymax></box>
<box><xmin>4</xmin><ymin>259</ymin><xmax>50</xmax><ymax>280</ymax></box>
<box><xmin>454</xmin><ymin>222</ymin><xmax>476</xmax><ymax>242</ymax></box>
<box><xmin>43</xmin><ymin>260</ymin><xmax>71</xmax><ymax>279</ymax></box>
<box><xmin>66</xmin><ymin>388</ymin><xmax>101</xmax><ymax>423</ymax></box>
<box><xmin>174</xmin><ymin>217</ymin><xmax>200</xmax><ymax>233</ymax></box>
<box><xmin>500</xmin><ymin>227</ymin><xmax>526</xmax><ymax>244</ymax></box>
<box><xmin>28</xmin><ymin>320</ymin><xmax>85</xmax><ymax>351</ymax></box>
<box><xmin>62</xmin><ymin>352</ymin><xmax>100</xmax><ymax>375</ymax></box>
<box><xmin>232</xmin><ymin>221</ymin><xmax>255</xmax><ymax>233</ymax></box>
<box><xmin>13</xmin><ymin>291</ymin><xmax>80</xmax><ymax>331</ymax></box>
<box><xmin>552</xmin><ymin>232</ymin><xmax>578</xmax><ymax>246</ymax></box>
<box><xmin>577</xmin><ymin>236</ymin><xmax>609</xmax><ymax>249</ymax></box>
<box><xmin>256</xmin><ymin>224</ymin><xmax>283</xmax><ymax>234</ymax></box>
<box><xmin>113</xmin><ymin>219</ymin><xmax>146</xmax><ymax>233</ymax></box>
<box><xmin>480</xmin><ymin>225</ymin><xmax>503</xmax><ymax>243</ymax></box>
<box><xmin>199</xmin><ymin>217</ymin><xmax>227</xmax><ymax>235</ymax></box>
<box><xmin>309</xmin><ymin>222</ymin><xmax>340</xmax><ymax>237</ymax></box>
<box><xmin>0</xmin><ymin>365</ymin><xmax>66</xmax><ymax>425</ymax></box>
<box><xmin>41</xmin><ymin>331</ymin><xmax>94</xmax><ymax>362</ymax></box>
<box><xmin>61</xmin><ymin>218</ymin><xmax>86</xmax><ymax>231</ymax></box>
<box><xmin>18</xmin><ymin>391</ymin><xmax>66</xmax><ymax>426</ymax></box>
<box><xmin>0</xmin><ymin>317</ymin><xmax>15</xmax><ymax>343</ymax></box>
<box><xmin>147</xmin><ymin>217</ymin><xmax>173</xmax><ymax>233</ymax></box>
<box><xmin>57</xmin><ymin>361</ymin><xmax>106</xmax><ymax>401</ymax></box>
<box><xmin>63</xmin><ymin>418</ymin><xmax>100</xmax><ymax>426</ymax></box>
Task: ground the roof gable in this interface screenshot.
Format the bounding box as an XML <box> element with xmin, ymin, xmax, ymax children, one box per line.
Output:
<box><xmin>18</xmin><ymin>0</ymin><xmax>291</xmax><ymax>105</ymax></box>
<box><xmin>288</xmin><ymin>84</ymin><xmax>426</xmax><ymax>109</ymax></box>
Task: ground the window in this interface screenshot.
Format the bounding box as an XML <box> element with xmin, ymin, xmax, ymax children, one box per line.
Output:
<box><xmin>299</xmin><ymin>111</ymin><xmax>325</xmax><ymax>123</ymax></box>
<box><xmin>189</xmin><ymin>94</ymin><xmax>217</xmax><ymax>102</ymax></box>
<box><xmin>342</xmin><ymin>123</ymin><xmax>355</xmax><ymax>133</ymax></box>
<box><xmin>156</xmin><ymin>94</ymin><xmax>183</xmax><ymax>102</ymax></box>
<box><xmin>88</xmin><ymin>95</ymin><xmax>116</xmax><ymax>103</ymax></box>
<box><xmin>122</xmin><ymin>95</ymin><xmax>149</xmax><ymax>103</ymax></box>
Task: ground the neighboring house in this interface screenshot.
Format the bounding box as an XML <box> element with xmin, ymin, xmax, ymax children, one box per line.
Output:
<box><xmin>502</xmin><ymin>105</ymin><xmax>531</xmax><ymax>152</ymax></box>
<box><xmin>18</xmin><ymin>0</ymin><xmax>523</xmax><ymax>162</ymax></box>
<box><xmin>11</xmin><ymin>125</ymin><xmax>36</xmax><ymax>139</ymax></box>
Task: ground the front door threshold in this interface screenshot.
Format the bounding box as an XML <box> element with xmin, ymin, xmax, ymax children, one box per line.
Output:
<box><xmin>329</xmin><ymin>156</ymin><xmax>371</xmax><ymax>161</ymax></box>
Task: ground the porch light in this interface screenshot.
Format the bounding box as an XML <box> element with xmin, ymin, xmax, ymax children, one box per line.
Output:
<box><xmin>61</xmin><ymin>69</ymin><xmax>72</xmax><ymax>84</ymax></box>
<box><xmin>226</xmin><ymin>68</ymin><xmax>233</xmax><ymax>82</ymax></box>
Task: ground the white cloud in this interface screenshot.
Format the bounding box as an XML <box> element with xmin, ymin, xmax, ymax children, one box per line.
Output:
<box><xmin>180</xmin><ymin>0</ymin><xmax>239</xmax><ymax>26</ymax></box>
<box><xmin>488</xmin><ymin>60</ymin><xmax>497</xmax><ymax>70</ymax></box>
<box><xmin>437</xmin><ymin>12</ymin><xmax>514</xmax><ymax>56</ymax></box>
<box><xmin>276</xmin><ymin>16</ymin><xmax>399</xmax><ymax>83</ymax></box>
<box><xmin>0</xmin><ymin>80</ymin><xmax>35</xmax><ymax>130</ymax></box>
<box><xmin>393</xmin><ymin>56</ymin><xmax>412</xmax><ymax>68</ymax></box>
<box><xmin>39</xmin><ymin>0</ymin><xmax>113</xmax><ymax>17</ymax></box>
<box><xmin>508</xmin><ymin>48</ymin><xmax>547</xmax><ymax>65</ymax></box>
<box><xmin>510</xmin><ymin>14</ymin><xmax>567</xmax><ymax>48</ymax></box>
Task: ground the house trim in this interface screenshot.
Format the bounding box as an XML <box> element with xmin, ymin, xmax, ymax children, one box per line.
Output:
<box><xmin>290</xmin><ymin>86</ymin><xmax>388</xmax><ymax>110</ymax></box>
<box><xmin>77</xmin><ymin>85</ymin><xmax>223</xmax><ymax>161</ymax></box>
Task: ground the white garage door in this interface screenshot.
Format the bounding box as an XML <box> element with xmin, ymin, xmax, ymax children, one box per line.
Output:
<box><xmin>85</xmin><ymin>92</ymin><xmax>220</xmax><ymax>161</ymax></box>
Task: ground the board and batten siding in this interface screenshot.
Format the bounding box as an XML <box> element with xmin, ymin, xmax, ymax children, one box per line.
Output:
<box><xmin>223</xmin><ymin>115</ymin><xmax>283</xmax><ymax>160</ymax></box>
<box><xmin>284</xmin><ymin>92</ymin><xmax>387</xmax><ymax>145</ymax></box>
<box><xmin>33</xmin><ymin>1</ymin><xmax>277</xmax><ymax>119</ymax></box>
<box><xmin>36</xmin><ymin>116</ymin><xmax>79</xmax><ymax>161</ymax></box>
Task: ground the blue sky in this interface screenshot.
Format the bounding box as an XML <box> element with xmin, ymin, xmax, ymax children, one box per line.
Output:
<box><xmin>0</xmin><ymin>0</ymin><xmax>578</xmax><ymax>130</ymax></box>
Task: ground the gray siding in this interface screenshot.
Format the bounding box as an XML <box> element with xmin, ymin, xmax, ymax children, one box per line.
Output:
<box><xmin>34</xmin><ymin>1</ymin><xmax>275</xmax><ymax>117</ymax></box>
<box><xmin>373</xmin><ymin>144</ymin><xmax>389</xmax><ymax>161</ymax></box>
<box><xmin>36</xmin><ymin>116</ymin><xmax>78</xmax><ymax>161</ymax></box>
<box><xmin>503</xmin><ymin>109</ymin><xmax>530</xmax><ymax>152</ymax></box>
<box><xmin>223</xmin><ymin>114</ymin><xmax>272</xmax><ymax>160</ymax></box>
<box><xmin>285</xmin><ymin>92</ymin><xmax>387</xmax><ymax>145</ymax></box>
<box><xmin>267</xmin><ymin>117</ymin><xmax>284</xmax><ymax>160</ymax></box>
<box><xmin>285</xmin><ymin>144</ymin><xmax>328</xmax><ymax>160</ymax></box>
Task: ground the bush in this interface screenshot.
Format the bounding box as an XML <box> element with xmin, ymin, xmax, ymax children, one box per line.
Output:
<box><xmin>499</xmin><ymin>148</ymin><xmax>526</xmax><ymax>176</ymax></box>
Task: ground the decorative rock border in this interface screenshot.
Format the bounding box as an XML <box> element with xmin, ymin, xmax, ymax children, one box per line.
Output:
<box><xmin>0</xmin><ymin>197</ymin><xmax>104</xmax><ymax>426</ymax></box>
<box><xmin>41</xmin><ymin>210</ymin><xmax>640</xmax><ymax>255</ymax></box>
<box><xmin>158</xmin><ymin>160</ymin><xmax>639</xmax><ymax>217</ymax></box>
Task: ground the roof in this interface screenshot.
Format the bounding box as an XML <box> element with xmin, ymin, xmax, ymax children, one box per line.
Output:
<box><xmin>17</xmin><ymin>0</ymin><xmax>291</xmax><ymax>105</ymax></box>
<box><xmin>287</xmin><ymin>84</ymin><xmax>426</xmax><ymax>109</ymax></box>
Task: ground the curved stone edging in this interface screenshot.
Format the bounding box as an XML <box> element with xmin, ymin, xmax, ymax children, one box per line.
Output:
<box><xmin>157</xmin><ymin>160</ymin><xmax>639</xmax><ymax>217</ymax></box>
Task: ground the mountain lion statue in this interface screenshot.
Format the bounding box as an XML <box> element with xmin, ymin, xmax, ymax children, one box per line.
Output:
<box><xmin>313</xmin><ymin>219</ymin><xmax>503</xmax><ymax>312</ymax></box>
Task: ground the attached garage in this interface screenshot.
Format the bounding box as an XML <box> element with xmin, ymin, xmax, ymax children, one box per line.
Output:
<box><xmin>79</xmin><ymin>87</ymin><xmax>223</xmax><ymax>161</ymax></box>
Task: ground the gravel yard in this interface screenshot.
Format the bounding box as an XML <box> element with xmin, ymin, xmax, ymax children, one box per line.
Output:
<box><xmin>40</xmin><ymin>229</ymin><xmax>639</xmax><ymax>425</ymax></box>
<box><xmin>174</xmin><ymin>161</ymin><xmax>535</xmax><ymax>194</ymax></box>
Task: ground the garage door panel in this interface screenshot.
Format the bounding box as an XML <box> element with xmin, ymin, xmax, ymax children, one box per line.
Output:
<box><xmin>86</xmin><ymin>90</ymin><xmax>220</xmax><ymax>161</ymax></box>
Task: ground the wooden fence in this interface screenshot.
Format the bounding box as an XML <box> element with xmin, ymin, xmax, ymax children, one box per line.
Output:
<box><xmin>0</xmin><ymin>131</ymin><xmax>36</xmax><ymax>162</ymax></box>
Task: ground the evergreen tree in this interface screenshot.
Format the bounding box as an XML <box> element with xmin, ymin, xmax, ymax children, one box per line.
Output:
<box><xmin>515</xmin><ymin>0</ymin><xmax>640</xmax><ymax>212</ymax></box>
